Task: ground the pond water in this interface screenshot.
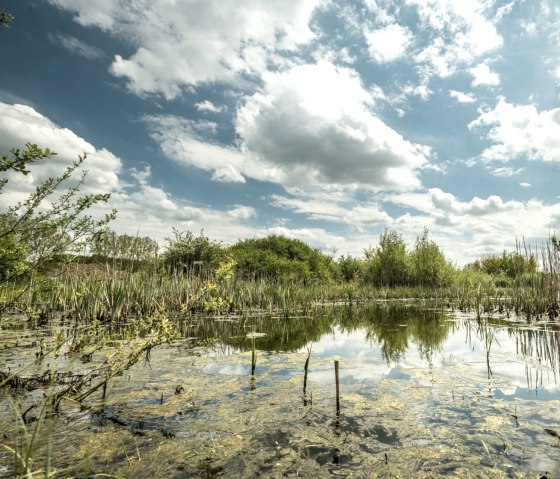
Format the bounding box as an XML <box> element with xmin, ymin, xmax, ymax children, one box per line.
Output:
<box><xmin>1</xmin><ymin>303</ymin><xmax>560</xmax><ymax>478</ymax></box>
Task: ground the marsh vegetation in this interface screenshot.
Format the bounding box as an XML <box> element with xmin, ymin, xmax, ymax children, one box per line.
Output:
<box><xmin>2</xmin><ymin>145</ymin><xmax>560</xmax><ymax>478</ymax></box>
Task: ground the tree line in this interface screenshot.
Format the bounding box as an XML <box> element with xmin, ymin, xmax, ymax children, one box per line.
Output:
<box><xmin>0</xmin><ymin>144</ymin><xmax>540</xmax><ymax>288</ymax></box>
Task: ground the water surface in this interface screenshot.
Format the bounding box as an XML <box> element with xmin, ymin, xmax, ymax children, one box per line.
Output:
<box><xmin>1</xmin><ymin>303</ymin><xmax>560</xmax><ymax>478</ymax></box>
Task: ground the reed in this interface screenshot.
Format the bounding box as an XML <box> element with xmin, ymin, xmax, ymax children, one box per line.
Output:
<box><xmin>4</xmin><ymin>238</ymin><xmax>560</xmax><ymax>323</ymax></box>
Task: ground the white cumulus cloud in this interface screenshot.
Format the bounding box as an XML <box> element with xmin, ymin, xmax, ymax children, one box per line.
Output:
<box><xmin>195</xmin><ymin>100</ymin><xmax>225</xmax><ymax>114</ymax></box>
<box><xmin>49</xmin><ymin>0</ymin><xmax>324</xmax><ymax>99</ymax></box>
<box><xmin>449</xmin><ymin>89</ymin><xmax>476</xmax><ymax>103</ymax></box>
<box><xmin>236</xmin><ymin>60</ymin><xmax>430</xmax><ymax>191</ymax></box>
<box><xmin>469</xmin><ymin>97</ymin><xmax>560</xmax><ymax>163</ymax></box>
<box><xmin>146</xmin><ymin>61</ymin><xmax>431</xmax><ymax>194</ymax></box>
<box><xmin>409</xmin><ymin>0</ymin><xmax>503</xmax><ymax>80</ymax></box>
<box><xmin>364</xmin><ymin>23</ymin><xmax>413</xmax><ymax>63</ymax></box>
<box><xmin>0</xmin><ymin>102</ymin><xmax>122</xmax><ymax>206</ymax></box>
<box><xmin>470</xmin><ymin>63</ymin><xmax>500</xmax><ymax>87</ymax></box>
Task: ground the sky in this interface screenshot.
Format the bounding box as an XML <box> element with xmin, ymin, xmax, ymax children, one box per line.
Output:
<box><xmin>1</xmin><ymin>0</ymin><xmax>559</xmax><ymax>264</ymax></box>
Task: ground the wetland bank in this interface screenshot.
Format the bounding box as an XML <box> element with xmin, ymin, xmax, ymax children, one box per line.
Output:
<box><xmin>2</xmin><ymin>303</ymin><xmax>560</xmax><ymax>478</ymax></box>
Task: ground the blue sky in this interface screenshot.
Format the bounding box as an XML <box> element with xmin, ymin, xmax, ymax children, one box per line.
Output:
<box><xmin>1</xmin><ymin>0</ymin><xmax>559</xmax><ymax>264</ymax></box>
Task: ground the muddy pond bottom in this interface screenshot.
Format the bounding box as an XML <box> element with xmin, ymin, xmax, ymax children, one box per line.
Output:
<box><xmin>2</xmin><ymin>304</ymin><xmax>560</xmax><ymax>478</ymax></box>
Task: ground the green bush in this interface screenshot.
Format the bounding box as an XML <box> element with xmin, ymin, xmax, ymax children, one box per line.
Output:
<box><xmin>229</xmin><ymin>235</ymin><xmax>337</xmax><ymax>283</ymax></box>
<box><xmin>362</xmin><ymin>230</ymin><xmax>410</xmax><ymax>287</ymax></box>
<box><xmin>161</xmin><ymin>229</ymin><xmax>227</xmax><ymax>276</ymax></box>
<box><xmin>466</xmin><ymin>250</ymin><xmax>537</xmax><ymax>285</ymax></box>
<box><xmin>337</xmin><ymin>254</ymin><xmax>362</xmax><ymax>283</ymax></box>
<box><xmin>410</xmin><ymin>228</ymin><xmax>453</xmax><ymax>287</ymax></box>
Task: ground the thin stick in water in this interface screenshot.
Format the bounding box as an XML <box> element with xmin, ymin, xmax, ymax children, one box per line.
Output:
<box><xmin>334</xmin><ymin>360</ymin><xmax>340</xmax><ymax>416</ymax></box>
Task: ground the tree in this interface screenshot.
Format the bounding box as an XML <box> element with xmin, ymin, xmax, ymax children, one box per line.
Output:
<box><xmin>409</xmin><ymin>227</ymin><xmax>452</xmax><ymax>287</ymax></box>
<box><xmin>0</xmin><ymin>144</ymin><xmax>117</xmax><ymax>282</ymax></box>
<box><xmin>337</xmin><ymin>254</ymin><xmax>362</xmax><ymax>283</ymax></box>
<box><xmin>161</xmin><ymin>229</ymin><xmax>226</xmax><ymax>276</ymax></box>
<box><xmin>90</xmin><ymin>229</ymin><xmax>158</xmax><ymax>262</ymax></box>
<box><xmin>363</xmin><ymin>230</ymin><xmax>410</xmax><ymax>287</ymax></box>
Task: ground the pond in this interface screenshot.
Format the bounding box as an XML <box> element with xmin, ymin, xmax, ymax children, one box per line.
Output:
<box><xmin>1</xmin><ymin>303</ymin><xmax>560</xmax><ymax>478</ymax></box>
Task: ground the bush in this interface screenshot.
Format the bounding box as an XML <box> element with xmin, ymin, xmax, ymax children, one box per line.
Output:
<box><xmin>410</xmin><ymin>228</ymin><xmax>453</xmax><ymax>287</ymax></box>
<box><xmin>229</xmin><ymin>235</ymin><xmax>337</xmax><ymax>283</ymax></box>
<box><xmin>0</xmin><ymin>232</ymin><xmax>28</xmax><ymax>281</ymax></box>
<box><xmin>337</xmin><ymin>254</ymin><xmax>362</xmax><ymax>283</ymax></box>
<box><xmin>362</xmin><ymin>230</ymin><xmax>410</xmax><ymax>287</ymax></box>
<box><xmin>161</xmin><ymin>229</ymin><xmax>227</xmax><ymax>276</ymax></box>
<box><xmin>466</xmin><ymin>250</ymin><xmax>537</xmax><ymax>285</ymax></box>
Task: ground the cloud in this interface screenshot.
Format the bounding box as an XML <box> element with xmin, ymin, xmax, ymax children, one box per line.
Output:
<box><xmin>271</xmin><ymin>194</ymin><xmax>392</xmax><ymax>230</ymax></box>
<box><xmin>363</xmin><ymin>0</ymin><xmax>395</xmax><ymax>24</ymax></box>
<box><xmin>49</xmin><ymin>0</ymin><xmax>324</xmax><ymax>98</ymax></box>
<box><xmin>469</xmin><ymin>97</ymin><xmax>560</xmax><ymax>163</ymax></box>
<box><xmin>470</xmin><ymin>63</ymin><xmax>500</xmax><ymax>87</ymax></box>
<box><xmin>228</xmin><ymin>205</ymin><xmax>257</xmax><ymax>219</ymax></box>
<box><xmin>449</xmin><ymin>89</ymin><xmax>476</xmax><ymax>104</ymax></box>
<box><xmin>409</xmin><ymin>0</ymin><xmax>503</xmax><ymax>80</ymax></box>
<box><xmin>387</xmin><ymin>188</ymin><xmax>560</xmax><ymax>264</ymax></box>
<box><xmin>364</xmin><ymin>23</ymin><xmax>413</xmax><ymax>63</ymax></box>
<box><xmin>489</xmin><ymin>166</ymin><xmax>524</xmax><ymax>177</ymax></box>
<box><xmin>194</xmin><ymin>100</ymin><xmax>225</xmax><ymax>113</ymax></box>
<box><xmin>143</xmin><ymin>114</ymin><xmax>275</xmax><ymax>184</ymax></box>
<box><xmin>146</xmin><ymin>61</ymin><xmax>430</xmax><ymax>193</ymax></box>
<box><xmin>519</xmin><ymin>182</ymin><xmax>531</xmax><ymax>188</ymax></box>
<box><xmin>236</xmin><ymin>61</ymin><xmax>430</xmax><ymax>191</ymax></box>
<box><xmin>429</xmin><ymin>188</ymin><xmax>521</xmax><ymax>216</ymax></box>
<box><xmin>0</xmin><ymin>102</ymin><xmax>121</xmax><ymax>205</ymax></box>
<box><xmin>48</xmin><ymin>0</ymin><xmax>117</xmax><ymax>30</ymax></box>
<box><xmin>47</xmin><ymin>33</ymin><xmax>104</xmax><ymax>59</ymax></box>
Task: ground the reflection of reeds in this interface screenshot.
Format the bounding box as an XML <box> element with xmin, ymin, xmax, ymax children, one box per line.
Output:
<box><xmin>468</xmin><ymin>315</ymin><xmax>560</xmax><ymax>391</ymax></box>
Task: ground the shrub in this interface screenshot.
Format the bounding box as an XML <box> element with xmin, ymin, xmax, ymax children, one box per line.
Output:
<box><xmin>161</xmin><ymin>229</ymin><xmax>227</xmax><ymax>276</ymax></box>
<box><xmin>229</xmin><ymin>235</ymin><xmax>337</xmax><ymax>283</ymax></box>
<box><xmin>362</xmin><ymin>230</ymin><xmax>410</xmax><ymax>287</ymax></box>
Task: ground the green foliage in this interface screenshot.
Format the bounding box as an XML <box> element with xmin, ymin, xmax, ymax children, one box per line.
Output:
<box><xmin>337</xmin><ymin>254</ymin><xmax>362</xmax><ymax>283</ymax></box>
<box><xmin>0</xmin><ymin>230</ymin><xmax>28</xmax><ymax>281</ymax></box>
<box><xmin>199</xmin><ymin>257</ymin><xmax>237</xmax><ymax>313</ymax></box>
<box><xmin>410</xmin><ymin>227</ymin><xmax>453</xmax><ymax>287</ymax></box>
<box><xmin>0</xmin><ymin>9</ymin><xmax>13</xmax><ymax>28</ymax></box>
<box><xmin>363</xmin><ymin>230</ymin><xmax>410</xmax><ymax>287</ymax></box>
<box><xmin>90</xmin><ymin>229</ymin><xmax>159</xmax><ymax>262</ymax></box>
<box><xmin>162</xmin><ymin>229</ymin><xmax>226</xmax><ymax>275</ymax></box>
<box><xmin>0</xmin><ymin>143</ymin><xmax>53</xmax><ymax>190</ymax></box>
<box><xmin>229</xmin><ymin>235</ymin><xmax>337</xmax><ymax>283</ymax></box>
<box><xmin>0</xmin><ymin>145</ymin><xmax>117</xmax><ymax>282</ymax></box>
<box><xmin>467</xmin><ymin>250</ymin><xmax>537</xmax><ymax>286</ymax></box>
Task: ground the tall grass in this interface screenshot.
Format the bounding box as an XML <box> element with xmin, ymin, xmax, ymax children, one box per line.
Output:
<box><xmin>1</xmin><ymin>268</ymin><xmax>459</xmax><ymax>321</ymax></box>
<box><xmin>2</xmin><ymin>237</ymin><xmax>560</xmax><ymax>322</ymax></box>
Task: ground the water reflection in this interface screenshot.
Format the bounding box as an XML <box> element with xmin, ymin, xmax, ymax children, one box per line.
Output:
<box><xmin>190</xmin><ymin>304</ymin><xmax>560</xmax><ymax>399</ymax></box>
<box><xmin>4</xmin><ymin>304</ymin><xmax>560</xmax><ymax>478</ymax></box>
<box><xmin>189</xmin><ymin>303</ymin><xmax>450</xmax><ymax>363</ymax></box>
